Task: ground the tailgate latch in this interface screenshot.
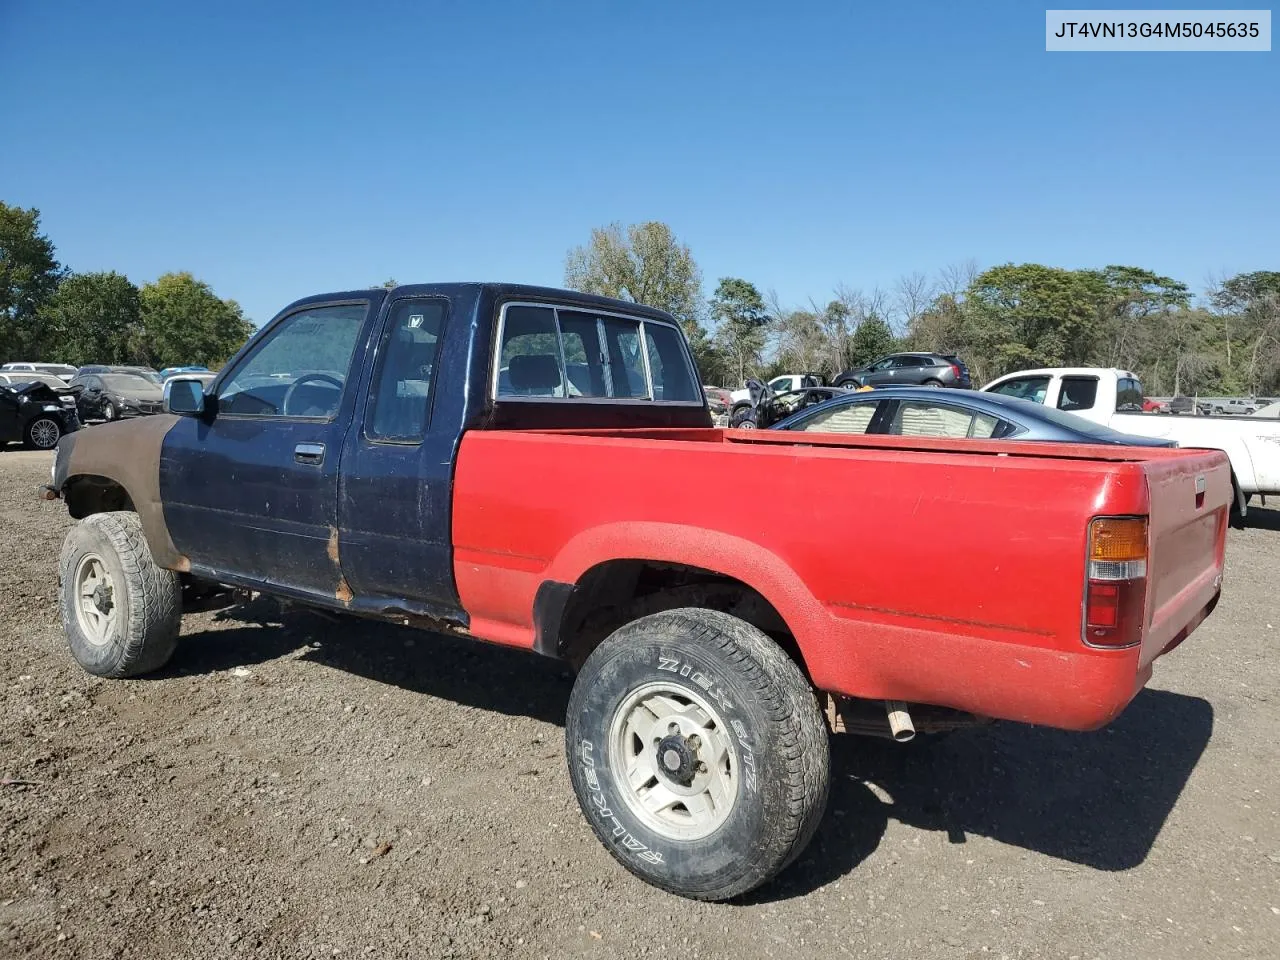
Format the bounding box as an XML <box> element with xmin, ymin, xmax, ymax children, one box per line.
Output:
<box><xmin>1195</xmin><ymin>474</ymin><xmax>1206</xmax><ymax>509</ymax></box>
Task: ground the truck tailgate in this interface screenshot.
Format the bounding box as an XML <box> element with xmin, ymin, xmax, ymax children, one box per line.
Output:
<box><xmin>1140</xmin><ymin>449</ymin><xmax>1229</xmax><ymax>668</ymax></box>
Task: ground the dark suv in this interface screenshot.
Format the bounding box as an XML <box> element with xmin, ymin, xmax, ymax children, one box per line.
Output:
<box><xmin>833</xmin><ymin>352</ymin><xmax>971</xmax><ymax>390</ymax></box>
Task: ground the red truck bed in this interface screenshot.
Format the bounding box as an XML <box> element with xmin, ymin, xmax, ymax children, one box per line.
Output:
<box><xmin>452</xmin><ymin>428</ymin><xmax>1228</xmax><ymax>730</ymax></box>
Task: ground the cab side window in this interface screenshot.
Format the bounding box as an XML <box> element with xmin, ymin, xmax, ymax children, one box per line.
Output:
<box><xmin>989</xmin><ymin>376</ymin><xmax>1051</xmax><ymax>404</ymax></box>
<box><xmin>1057</xmin><ymin>376</ymin><xmax>1099</xmax><ymax>412</ymax></box>
<box><xmin>1116</xmin><ymin>377</ymin><xmax>1144</xmax><ymax>412</ymax></box>
<box><xmin>365</xmin><ymin>298</ymin><xmax>446</xmax><ymax>442</ymax></box>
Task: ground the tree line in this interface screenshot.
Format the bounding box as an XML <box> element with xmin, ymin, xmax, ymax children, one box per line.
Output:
<box><xmin>0</xmin><ymin>202</ymin><xmax>253</xmax><ymax>368</ymax></box>
<box><xmin>566</xmin><ymin>221</ymin><xmax>1280</xmax><ymax>397</ymax></box>
<box><xmin>6</xmin><ymin>203</ymin><xmax>1276</xmax><ymax>396</ymax></box>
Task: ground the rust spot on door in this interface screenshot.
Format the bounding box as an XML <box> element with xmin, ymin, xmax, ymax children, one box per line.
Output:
<box><xmin>327</xmin><ymin>527</ymin><xmax>351</xmax><ymax>603</ymax></box>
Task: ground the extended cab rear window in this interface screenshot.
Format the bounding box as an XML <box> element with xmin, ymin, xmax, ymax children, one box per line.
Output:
<box><xmin>494</xmin><ymin>302</ymin><xmax>699</xmax><ymax>404</ymax></box>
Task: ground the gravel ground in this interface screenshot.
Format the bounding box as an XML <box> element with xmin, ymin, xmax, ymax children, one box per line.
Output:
<box><xmin>1</xmin><ymin>447</ymin><xmax>1278</xmax><ymax>960</ymax></box>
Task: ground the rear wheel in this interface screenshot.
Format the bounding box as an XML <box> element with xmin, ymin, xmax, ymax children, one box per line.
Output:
<box><xmin>59</xmin><ymin>512</ymin><xmax>182</xmax><ymax>677</ymax></box>
<box><xmin>24</xmin><ymin>416</ymin><xmax>62</xmax><ymax>450</ymax></box>
<box><xmin>922</xmin><ymin>379</ymin><xmax>944</xmax><ymax>388</ymax></box>
<box><xmin>566</xmin><ymin>608</ymin><xmax>829</xmax><ymax>901</ymax></box>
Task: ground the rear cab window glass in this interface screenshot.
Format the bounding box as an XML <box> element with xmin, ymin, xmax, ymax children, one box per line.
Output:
<box><xmin>497</xmin><ymin>306</ymin><xmax>565</xmax><ymax>397</ymax></box>
<box><xmin>1057</xmin><ymin>376</ymin><xmax>1099</xmax><ymax>412</ymax></box>
<box><xmin>495</xmin><ymin>303</ymin><xmax>699</xmax><ymax>404</ymax></box>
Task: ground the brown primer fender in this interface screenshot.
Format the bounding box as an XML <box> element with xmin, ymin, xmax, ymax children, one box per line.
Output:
<box><xmin>57</xmin><ymin>414</ymin><xmax>190</xmax><ymax>571</ymax></box>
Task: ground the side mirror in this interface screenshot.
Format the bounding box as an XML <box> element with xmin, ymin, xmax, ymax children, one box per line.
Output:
<box><xmin>164</xmin><ymin>377</ymin><xmax>206</xmax><ymax>416</ymax></box>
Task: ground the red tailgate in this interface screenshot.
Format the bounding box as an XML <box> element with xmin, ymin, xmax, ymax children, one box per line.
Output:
<box><xmin>1139</xmin><ymin>449</ymin><xmax>1229</xmax><ymax>667</ymax></box>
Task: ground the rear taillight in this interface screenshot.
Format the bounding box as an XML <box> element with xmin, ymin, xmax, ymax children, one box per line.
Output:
<box><xmin>950</xmin><ymin>364</ymin><xmax>962</xmax><ymax>379</ymax></box>
<box><xmin>1084</xmin><ymin>517</ymin><xmax>1148</xmax><ymax>648</ymax></box>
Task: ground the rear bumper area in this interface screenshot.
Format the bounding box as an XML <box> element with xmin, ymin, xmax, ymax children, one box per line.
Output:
<box><xmin>811</xmin><ymin>592</ymin><xmax>1218</xmax><ymax>731</ymax></box>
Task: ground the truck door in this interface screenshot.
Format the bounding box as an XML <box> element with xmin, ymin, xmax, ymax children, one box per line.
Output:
<box><xmin>336</xmin><ymin>295</ymin><xmax>461</xmax><ymax>617</ymax></box>
<box><xmin>160</xmin><ymin>297</ymin><xmax>379</xmax><ymax>596</ymax></box>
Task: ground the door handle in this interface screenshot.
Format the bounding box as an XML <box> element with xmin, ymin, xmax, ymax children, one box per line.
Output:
<box><xmin>294</xmin><ymin>442</ymin><xmax>325</xmax><ymax>465</ymax></box>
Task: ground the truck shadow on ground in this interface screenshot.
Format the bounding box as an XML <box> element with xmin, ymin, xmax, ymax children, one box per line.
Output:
<box><xmin>168</xmin><ymin>601</ymin><xmax>1214</xmax><ymax>904</ymax></box>
<box><xmin>750</xmin><ymin>687</ymin><xmax>1213</xmax><ymax>902</ymax></box>
<box><xmin>1239</xmin><ymin>504</ymin><xmax>1280</xmax><ymax>531</ymax></box>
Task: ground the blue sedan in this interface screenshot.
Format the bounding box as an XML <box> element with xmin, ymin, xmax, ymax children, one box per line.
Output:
<box><xmin>769</xmin><ymin>386</ymin><xmax>1176</xmax><ymax>446</ymax></box>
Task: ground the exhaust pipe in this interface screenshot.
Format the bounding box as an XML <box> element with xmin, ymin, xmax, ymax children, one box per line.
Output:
<box><xmin>884</xmin><ymin>701</ymin><xmax>915</xmax><ymax>742</ymax></box>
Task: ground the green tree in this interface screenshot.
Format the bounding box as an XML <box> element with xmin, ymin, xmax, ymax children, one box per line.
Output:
<box><xmin>848</xmin><ymin>315</ymin><xmax>897</xmax><ymax>366</ymax></box>
<box><xmin>37</xmin><ymin>271</ymin><xmax>143</xmax><ymax>365</ymax></box>
<box><xmin>0</xmin><ymin>202</ymin><xmax>64</xmax><ymax>358</ymax></box>
<box><xmin>1212</xmin><ymin>271</ymin><xmax>1280</xmax><ymax>393</ymax></box>
<box><xmin>1087</xmin><ymin>265</ymin><xmax>1189</xmax><ymax>371</ymax></box>
<box><xmin>965</xmin><ymin>263</ymin><xmax>1106</xmax><ymax>375</ymax></box>
<box><xmin>139</xmin><ymin>272</ymin><xmax>254</xmax><ymax>367</ymax></box>
<box><xmin>564</xmin><ymin>221</ymin><xmax>705</xmax><ymax>335</ymax></box>
<box><xmin>710</xmin><ymin>278</ymin><xmax>769</xmax><ymax>385</ymax></box>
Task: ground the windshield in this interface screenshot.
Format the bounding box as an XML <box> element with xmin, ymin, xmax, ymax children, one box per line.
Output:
<box><xmin>102</xmin><ymin>374</ymin><xmax>159</xmax><ymax>392</ymax></box>
<box><xmin>6</xmin><ymin>374</ymin><xmax>63</xmax><ymax>388</ymax></box>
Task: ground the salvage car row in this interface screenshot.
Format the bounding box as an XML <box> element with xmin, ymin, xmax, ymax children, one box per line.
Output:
<box><xmin>0</xmin><ymin>363</ymin><xmax>216</xmax><ymax>450</ymax></box>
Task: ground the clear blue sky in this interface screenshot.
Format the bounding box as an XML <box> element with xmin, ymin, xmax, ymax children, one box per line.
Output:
<box><xmin>2</xmin><ymin>1</ymin><xmax>1275</xmax><ymax>326</ymax></box>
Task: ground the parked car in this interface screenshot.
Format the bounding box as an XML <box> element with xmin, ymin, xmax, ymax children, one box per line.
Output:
<box><xmin>2</xmin><ymin>361</ymin><xmax>78</xmax><ymax>382</ymax></box>
<box><xmin>982</xmin><ymin>367</ymin><xmax>1280</xmax><ymax>516</ymax></box>
<box><xmin>771</xmin><ymin>386</ymin><xmax>1176</xmax><ymax>447</ymax></box>
<box><xmin>0</xmin><ymin>372</ymin><xmax>80</xmax><ymax>414</ymax></box>
<box><xmin>833</xmin><ymin>352</ymin><xmax>972</xmax><ymax>390</ymax></box>
<box><xmin>1</xmin><ymin>378</ymin><xmax>80</xmax><ymax>449</ymax></box>
<box><xmin>75</xmin><ymin>364</ymin><xmax>163</xmax><ymax>385</ymax></box>
<box><xmin>68</xmin><ymin>372</ymin><xmax>165</xmax><ymax>421</ymax></box>
<box><xmin>731</xmin><ymin>379</ymin><xmax>852</xmax><ymax>429</ymax></box>
<box><xmin>702</xmin><ymin>385</ymin><xmax>732</xmax><ymax>414</ymax></box>
<box><xmin>1251</xmin><ymin>400</ymin><xmax>1280</xmax><ymax>418</ymax></box>
<box><xmin>1167</xmin><ymin>396</ymin><xmax>1195</xmax><ymax>415</ymax></box>
<box><xmin>728</xmin><ymin>373</ymin><xmax>822</xmax><ymax>410</ymax></box>
<box><xmin>160</xmin><ymin>365</ymin><xmax>211</xmax><ymax>380</ymax></box>
<box><xmin>41</xmin><ymin>282</ymin><xmax>1228</xmax><ymax>902</ymax></box>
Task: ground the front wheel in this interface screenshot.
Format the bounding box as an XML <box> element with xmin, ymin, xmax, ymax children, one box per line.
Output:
<box><xmin>24</xmin><ymin>416</ymin><xmax>63</xmax><ymax>450</ymax></box>
<box><xmin>101</xmin><ymin>402</ymin><xmax>116</xmax><ymax>421</ymax></box>
<box><xmin>566</xmin><ymin>609</ymin><xmax>830</xmax><ymax>901</ymax></box>
<box><xmin>59</xmin><ymin>512</ymin><xmax>182</xmax><ymax>677</ymax></box>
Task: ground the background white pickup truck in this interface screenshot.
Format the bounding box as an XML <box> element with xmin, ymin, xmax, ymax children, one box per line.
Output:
<box><xmin>728</xmin><ymin>373</ymin><xmax>826</xmax><ymax>408</ymax></box>
<box><xmin>982</xmin><ymin>367</ymin><xmax>1280</xmax><ymax>515</ymax></box>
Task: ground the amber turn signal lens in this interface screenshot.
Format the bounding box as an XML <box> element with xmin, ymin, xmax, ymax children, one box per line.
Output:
<box><xmin>1088</xmin><ymin>517</ymin><xmax>1147</xmax><ymax>563</ymax></box>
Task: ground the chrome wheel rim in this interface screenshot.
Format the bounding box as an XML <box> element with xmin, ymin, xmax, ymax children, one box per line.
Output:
<box><xmin>737</xmin><ymin>419</ymin><xmax>756</xmax><ymax>429</ymax></box>
<box><xmin>29</xmin><ymin>418</ymin><xmax>60</xmax><ymax>448</ymax></box>
<box><xmin>608</xmin><ymin>681</ymin><xmax>739</xmax><ymax>841</ymax></box>
<box><xmin>73</xmin><ymin>554</ymin><xmax>118</xmax><ymax>647</ymax></box>
<box><xmin>103</xmin><ymin>404</ymin><xmax>115</xmax><ymax>420</ymax></box>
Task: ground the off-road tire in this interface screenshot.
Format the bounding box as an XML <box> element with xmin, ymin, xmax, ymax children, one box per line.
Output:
<box><xmin>565</xmin><ymin>608</ymin><xmax>829</xmax><ymax>901</ymax></box>
<box><xmin>59</xmin><ymin>512</ymin><xmax>182</xmax><ymax>677</ymax></box>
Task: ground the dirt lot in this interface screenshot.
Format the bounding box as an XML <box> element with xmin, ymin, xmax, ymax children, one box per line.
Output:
<box><xmin>2</xmin><ymin>448</ymin><xmax>1278</xmax><ymax>960</ymax></box>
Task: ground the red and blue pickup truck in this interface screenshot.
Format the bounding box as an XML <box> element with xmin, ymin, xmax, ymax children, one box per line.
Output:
<box><xmin>42</xmin><ymin>283</ymin><xmax>1229</xmax><ymax>900</ymax></box>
